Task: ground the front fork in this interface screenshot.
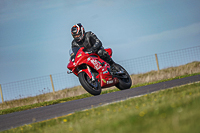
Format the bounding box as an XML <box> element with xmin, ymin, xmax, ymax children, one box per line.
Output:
<box><xmin>87</xmin><ymin>65</ymin><xmax>96</xmax><ymax>81</ymax></box>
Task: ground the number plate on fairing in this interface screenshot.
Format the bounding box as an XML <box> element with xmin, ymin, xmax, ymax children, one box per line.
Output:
<box><xmin>107</xmin><ymin>80</ymin><xmax>113</xmax><ymax>84</ymax></box>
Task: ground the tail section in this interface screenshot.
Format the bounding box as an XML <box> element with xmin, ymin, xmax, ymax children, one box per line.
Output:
<box><xmin>105</xmin><ymin>48</ymin><xmax>112</xmax><ymax>57</ymax></box>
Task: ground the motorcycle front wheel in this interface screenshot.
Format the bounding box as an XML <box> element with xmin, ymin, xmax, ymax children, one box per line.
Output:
<box><xmin>78</xmin><ymin>72</ymin><xmax>101</xmax><ymax>95</ymax></box>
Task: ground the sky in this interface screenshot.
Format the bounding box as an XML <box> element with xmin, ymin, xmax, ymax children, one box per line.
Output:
<box><xmin>0</xmin><ymin>0</ymin><xmax>200</xmax><ymax>84</ymax></box>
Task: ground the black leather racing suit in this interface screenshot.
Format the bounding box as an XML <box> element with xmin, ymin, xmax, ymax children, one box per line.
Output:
<box><xmin>71</xmin><ymin>31</ymin><xmax>114</xmax><ymax>65</ymax></box>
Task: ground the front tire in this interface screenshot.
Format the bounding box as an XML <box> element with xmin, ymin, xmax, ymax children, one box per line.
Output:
<box><xmin>78</xmin><ymin>72</ymin><xmax>101</xmax><ymax>95</ymax></box>
<box><xmin>115</xmin><ymin>64</ymin><xmax>132</xmax><ymax>90</ymax></box>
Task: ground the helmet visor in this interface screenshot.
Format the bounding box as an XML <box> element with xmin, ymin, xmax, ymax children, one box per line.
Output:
<box><xmin>72</xmin><ymin>34</ymin><xmax>81</xmax><ymax>39</ymax></box>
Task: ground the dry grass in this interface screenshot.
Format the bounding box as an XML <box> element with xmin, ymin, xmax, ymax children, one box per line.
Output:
<box><xmin>131</xmin><ymin>61</ymin><xmax>200</xmax><ymax>85</ymax></box>
<box><xmin>0</xmin><ymin>61</ymin><xmax>200</xmax><ymax>110</ymax></box>
<box><xmin>0</xmin><ymin>86</ymin><xmax>86</xmax><ymax>110</ymax></box>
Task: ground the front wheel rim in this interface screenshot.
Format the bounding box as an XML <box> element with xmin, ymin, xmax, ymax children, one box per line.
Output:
<box><xmin>85</xmin><ymin>74</ymin><xmax>99</xmax><ymax>90</ymax></box>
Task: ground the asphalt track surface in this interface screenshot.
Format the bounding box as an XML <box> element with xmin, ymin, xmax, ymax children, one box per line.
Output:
<box><xmin>0</xmin><ymin>75</ymin><xmax>200</xmax><ymax>131</ymax></box>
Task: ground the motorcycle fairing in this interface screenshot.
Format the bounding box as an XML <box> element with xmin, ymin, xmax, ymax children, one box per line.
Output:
<box><xmin>67</xmin><ymin>47</ymin><xmax>119</xmax><ymax>88</ymax></box>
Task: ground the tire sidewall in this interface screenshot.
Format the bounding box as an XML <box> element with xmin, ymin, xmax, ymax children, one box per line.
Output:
<box><xmin>115</xmin><ymin>64</ymin><xmax>132</xmax><ymax>90</ymax></box>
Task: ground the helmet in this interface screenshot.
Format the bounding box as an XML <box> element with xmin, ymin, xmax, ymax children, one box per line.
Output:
<box><xmin>71</xmin><ymin>23</ymin><xmax>85</xmax><ymax>42</ymax></box>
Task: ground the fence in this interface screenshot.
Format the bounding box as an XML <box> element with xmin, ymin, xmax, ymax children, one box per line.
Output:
<box><xmin>0</xmin><ymin>46</ymin><xmax>200</xmax><ymax>103</ymax></box>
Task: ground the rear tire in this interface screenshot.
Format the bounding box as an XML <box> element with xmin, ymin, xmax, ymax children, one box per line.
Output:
<box><xmin>78</xmin><ymin>72</ymin><xmax>101</xmax><ymax>95</ymax></box>
<box><xmin>115</xmin><ymin>64</ymin><xmax>132</xmax><ymax>90</ymax></box>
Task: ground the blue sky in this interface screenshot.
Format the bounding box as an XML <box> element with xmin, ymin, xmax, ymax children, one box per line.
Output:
<box><xmin>0</xmin><ymin>0</ymin><xmax>200</xmax><ymax>84</ymax></box>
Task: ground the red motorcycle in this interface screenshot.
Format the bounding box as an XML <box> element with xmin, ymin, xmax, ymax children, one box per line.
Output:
<box><xmin>67</xmin><ymin>47</ymin><xmax>132</xmax><ymax>95</ymax></box>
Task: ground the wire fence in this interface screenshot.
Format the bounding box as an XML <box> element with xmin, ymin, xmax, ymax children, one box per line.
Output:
<box><xmin>0</xmin><ymin>45</ymin><xmax>200</xmax><ymax>103</ymax></box>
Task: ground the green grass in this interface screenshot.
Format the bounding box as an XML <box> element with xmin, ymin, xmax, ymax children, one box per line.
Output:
<box><xmin>0</xmin><ymin>72</ymin><xmax>200</xmax><ymax>115</ymax></box>
<box><xmin>2</xmin><ymin>81</ymin><xmax>200</xmax><ymax>133</ymax></box>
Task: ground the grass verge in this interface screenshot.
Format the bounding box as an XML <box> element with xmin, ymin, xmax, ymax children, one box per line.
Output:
<box><xmin>0</xmin><ymin>72</ymin><xmax>200</xmax><ymax>115</ymax></box>
<box><xmin>2</xmin><ymin>81</ymin><xmax>200</xmax><ymax>133</ymax></box>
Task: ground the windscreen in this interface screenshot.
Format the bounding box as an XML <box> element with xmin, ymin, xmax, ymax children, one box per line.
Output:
<box><xmin>69</xmin><ymin>47</ymin><xmax>80</xmax><ymax>62</ymax></box>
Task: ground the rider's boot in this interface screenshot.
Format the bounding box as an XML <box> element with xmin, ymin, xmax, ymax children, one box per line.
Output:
<box><xmin>111</xmin><ymin>63</ymin><xmax>121</xmax><ymax>72</ymax></box>
<box><xmin>98</xmin><ymin>48</ymin><xmax>121</xmax><ymax>72</ymax></box>
<box><xmin>104</xmin><ymin>57</ymin><xmax>121</xmax><ymax>72</ymax></box>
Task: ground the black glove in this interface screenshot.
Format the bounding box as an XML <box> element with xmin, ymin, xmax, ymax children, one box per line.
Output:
<box><xmin>88</xmin><ymin>47</ymin><xmax>97</xmax><ymax>53</ymax></box>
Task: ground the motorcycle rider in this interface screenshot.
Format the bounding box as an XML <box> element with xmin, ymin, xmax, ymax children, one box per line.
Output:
<box><xmin>71</xmin><ymin>23</ymin><xmax>120</xmax><ymax>71</ymax></box>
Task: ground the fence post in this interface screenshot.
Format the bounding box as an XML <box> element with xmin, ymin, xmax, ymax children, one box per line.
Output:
<box><xmin>155</xmin><ymin>54</ymin><xmax>160</xmax><ymax>72</ymax></box>
<box><xmin>50</xmin><ymin>75</ymin><xmax>55</xmax><ymax>93</ymax></box>
<box><xmin>0</xmin><ymin>84</ymin><xmax>4</xmax><ymax>103</ymax></box>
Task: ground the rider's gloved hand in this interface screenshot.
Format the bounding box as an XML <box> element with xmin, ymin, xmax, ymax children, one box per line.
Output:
<box><xmin>88</xmin><ymin>47</ymin><xmax>97</xmax><ymax>53</ymax></box>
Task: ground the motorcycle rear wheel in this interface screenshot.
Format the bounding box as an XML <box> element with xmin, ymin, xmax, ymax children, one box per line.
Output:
<box><xmin>114</xmin><ymin>64</ymin><xmax>132</xmax><ymax>90</ymax></box>
<box><xmin>78</xmin><ymin>72</ymin><xmax>101</xmax><ymax>95</ymax></box>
